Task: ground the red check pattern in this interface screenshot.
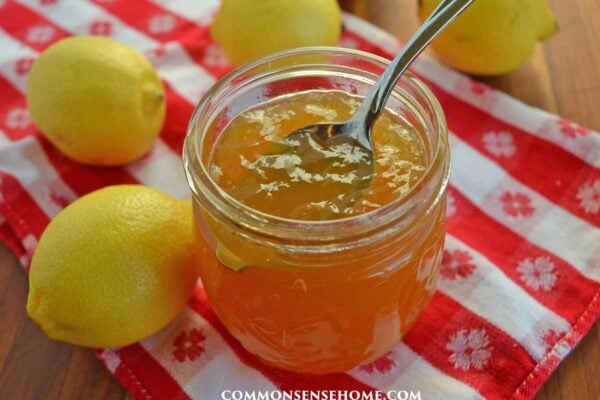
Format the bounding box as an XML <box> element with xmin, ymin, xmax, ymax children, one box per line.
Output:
<box><xmin>0</xmin><ymin>1</ymin><xmax>598</xmax><ymax>399</ymax></box>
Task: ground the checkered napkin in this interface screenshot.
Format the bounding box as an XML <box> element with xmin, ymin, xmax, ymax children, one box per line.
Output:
<box><xmin>0</xmin><ymin>1</ymin><xmax>598</xmax><ymax>399</ymax></box>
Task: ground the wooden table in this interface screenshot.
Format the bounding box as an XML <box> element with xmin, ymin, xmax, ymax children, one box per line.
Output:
<box><xmin>1</xmin><ymin>1</ymin><xmax>598</xmax><ymax>399</ymax></box>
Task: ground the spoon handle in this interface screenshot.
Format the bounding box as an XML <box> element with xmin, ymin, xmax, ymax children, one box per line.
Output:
<box><xmin>427</xmin><ymin>0</ymin><xmax>463</xmax><ymax>21</ymax></box>
<box><xmin>351</xmin><ymin>0</ymin><xmax>474</xmax><ymax>131</ymax></box>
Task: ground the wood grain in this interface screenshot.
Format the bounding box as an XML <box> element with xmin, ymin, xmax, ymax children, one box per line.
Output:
<box><xmin>0</xmin><ymin>245</ymin><xmax>131</xmax><ymax>400</ymax></box>
<box><xmin>0</xmin><ymin>1</ymin><xmax>598</xmax><ymax>399</ymax></box>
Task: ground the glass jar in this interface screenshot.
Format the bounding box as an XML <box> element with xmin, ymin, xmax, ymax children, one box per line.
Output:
<box><xmin>183</xmin><ymin>47</ymin><xmax>449</xmax><ymax>373</ymax></box>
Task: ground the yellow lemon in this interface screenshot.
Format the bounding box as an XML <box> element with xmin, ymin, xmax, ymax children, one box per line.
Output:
<box><xmin>27</xmin><ymin>185</ymin><xmax>199</xmax><ymax>348</ymax></box>
<box><xmin>211</xmin><ymin>0</ymin><xmax>342</xmax><ymax>67</ymax></box>
<box><xmin>27</xmin><ymin>37</ymin><xmax>166</xmax><ymax>166</ymax></box>
<box><xmin>419</xmin><ymin>0</ymin><xmax>557</xmax><ymax>75</ymax></box>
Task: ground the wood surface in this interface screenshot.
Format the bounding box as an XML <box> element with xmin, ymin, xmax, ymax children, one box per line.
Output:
<box><xmin>0</xmin><ymin>0</ymin><xmax>598</xmax><ymax>399</ymax></box>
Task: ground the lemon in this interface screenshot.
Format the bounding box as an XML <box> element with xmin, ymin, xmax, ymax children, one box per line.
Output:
<box><xmin>27</xmin><ymin>185</ymin><xmax>199</xmax><ymax>348</ymax></box>
<box><xmin>419</xmin><ymin>0</ymin><xmax>557</xmax><ymax>75</ymax></box>
<box><xmin>27</xmin><ymin>37</ymin><xmax>166</xmax><ymax>166</ymax></box>
<box><xmin>211</xmin><ymin>0</ymin><xmax>342</xmax><ymax>67</ymax></box>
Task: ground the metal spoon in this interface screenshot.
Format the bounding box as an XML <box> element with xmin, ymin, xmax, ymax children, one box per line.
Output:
<box><xmin>244</xmin><ymin>0</ymin><xmax>473</xmax><ymax>219</ymax></box>
<box><xmin>283</xmin><ymin>0</ymin><xmax>473</xmax><ymax>155</ymax></box>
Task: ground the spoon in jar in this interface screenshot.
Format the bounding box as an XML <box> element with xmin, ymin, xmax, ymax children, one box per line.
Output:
<box><xmin>277</xmin><ymin>0</ymin><xmax>473</xmax><ymax>173</ymax></box>
<box><xmin>243</xmin><ymin>0</ymin><xmax>474</xmax><ymax>218</ymax></box>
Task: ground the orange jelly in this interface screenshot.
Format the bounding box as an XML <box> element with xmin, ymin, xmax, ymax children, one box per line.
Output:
<box><xmin>184</xmin><ymin>48</ymin><xmax>449</xmax><ymax>373</ymax></box>
<box><xmin>210</xmin><ymin>90</ymin><xmax>426</xmax><ymax>221</ymax></box>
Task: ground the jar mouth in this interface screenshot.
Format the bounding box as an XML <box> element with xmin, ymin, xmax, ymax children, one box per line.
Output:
<box><xmin>183</xmin><ymin>47</ymin><xmax>449</xmax><ymax>247</ymax></box>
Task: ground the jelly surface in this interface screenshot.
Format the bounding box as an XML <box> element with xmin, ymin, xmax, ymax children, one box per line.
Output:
<box><xmin>209</xmin><ymin>90</ymin><xmax>428</xmax><ymax>220</ymax></box>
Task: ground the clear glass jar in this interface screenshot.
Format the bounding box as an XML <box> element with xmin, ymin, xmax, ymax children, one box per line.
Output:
<box><xmin>183</xmin><ymin>48</ymin><xmax>449</xmax><ymax>373</ymax></box>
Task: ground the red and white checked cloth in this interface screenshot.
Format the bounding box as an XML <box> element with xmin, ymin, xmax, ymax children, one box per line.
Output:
<box><xmin>0</xmin><ymin>1</ymin><xmax>598</xmax><ymax>399</ymax></box>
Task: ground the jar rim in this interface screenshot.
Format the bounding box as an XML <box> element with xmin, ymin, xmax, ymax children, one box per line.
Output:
<box><xmin>183</xmin><ymin>46</ymin><xmax>449</xmax><ymax>247</ymax></box>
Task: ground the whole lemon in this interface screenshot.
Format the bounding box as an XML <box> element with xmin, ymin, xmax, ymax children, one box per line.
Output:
<box><xmin>27</xmin><ymin>185</ymin><xmax>199</xmax><ymax>348</ymax></box>
<box><xmin>27</xmin><ymin>37</ymin><xmax>166</xmax><ymax>166</ymax></box>
<box><xmin>211</xmin><ymin>0</ymin><xmax>342</xmax><ymax>67</ymax></box>
<box><xmin>419</xmin><ymin>0</ymin><xmax>557</xmax><ymax>75</ymax></box>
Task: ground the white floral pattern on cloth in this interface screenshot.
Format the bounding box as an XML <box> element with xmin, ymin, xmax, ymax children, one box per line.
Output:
<box><xmin>500</xmin><ymin>191</ymin><xmax>535</xmax><ymax>218</ymax></box>
<box><xmin>557</xmin><ymin>118</ymin><xmax>590</xmax><ymax>138</ymax></box>
<box><xmin>446</xmin><ymin>329</ymin><xmax>492</xmax><ymax>371</ymax></box>
<box><xmin>576</xmin><ymin>179</ymin><xmax>600</xmax><ymax>215</ymax></box>
<box><xmin>203</xmin><ymin>43</ymin><xmax>228</xmax><ymax>68</ymax></box>
<box><xmin>39</xmin><ymin>0</ymin><xmax>59</xmax><ymax>5</ymax></box>
<box><xmin>14</xmin><ymin>57</ymin><xmax>35</xmax><ymax>76</ymax></box>
<box><xmin>441</xmin><ymin>250</ymin><xmax>476</xmax><ymax>280</ymax></box>
<box><xmin>89</xmin><ymin>20</ymin><xmax>112</xmax><ymax>36</ymax></box>
<box><xmin>147</xmin><ymin>14</ymin><xmax>177</xmax><ymax>34</ymax></box>
<box><xmin>172</xmin><ymin>328</ymin><xmax>207</xmax><ymax>362</ymax></box>
<box><xmin>517</xmin><ymin>256</ymin><xmax>557</xmax><ymax>291</ymax></box>
<box><xmin>5</xmin><ymin>107</ymin><xmax>32</xmax><ymax>130</ymax></box>
<box><xmin>26</xmin><ymin>25</ymin><xmax>55</xmax><ymax>44</ymax></box>
<box><xmin>482</xmin><ymin>131</ymin><xmax>516</xmax><ymax>158</ymax></box>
